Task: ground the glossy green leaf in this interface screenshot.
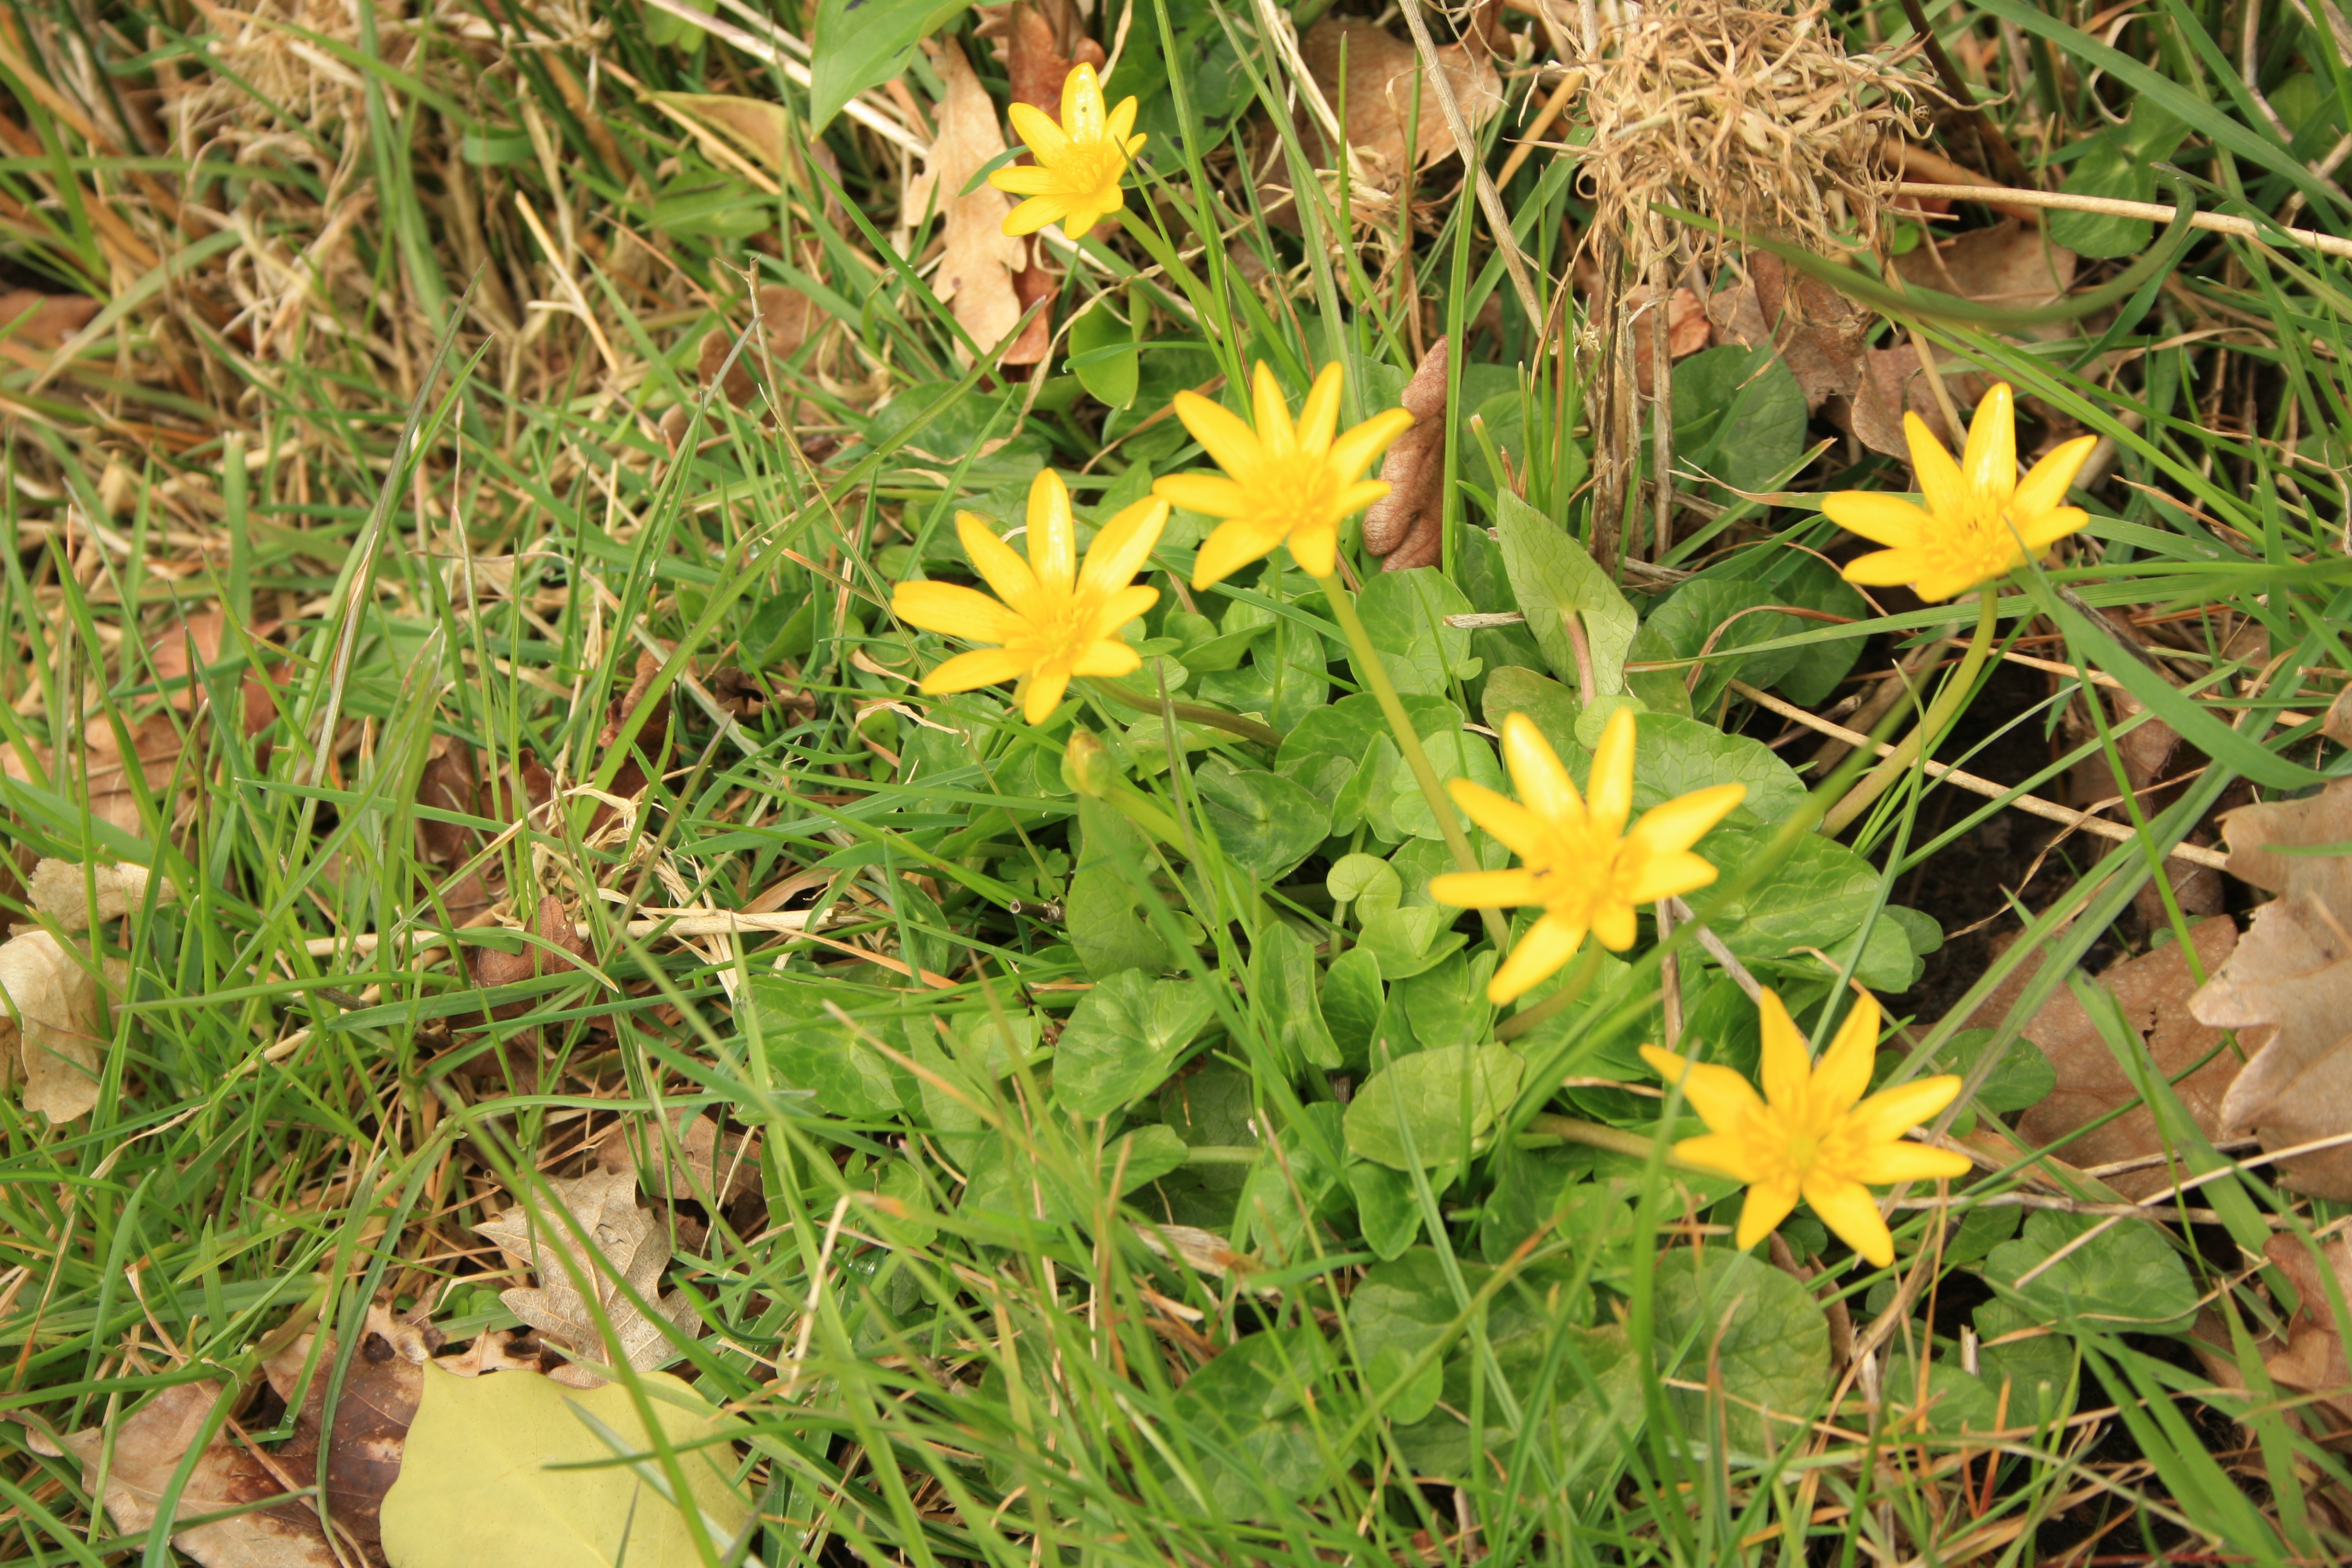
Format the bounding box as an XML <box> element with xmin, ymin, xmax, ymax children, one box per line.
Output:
<box><xmin>1671</xmin><ymin>345</ymin><xmax>1805</xmax><ymax>497</ymax></box>
<box><xmin>1494</xmin><ymin>491</ymin><xmax>1636</xmax><ymax>697</ymax></box>
<box><xmin>750</xmin><ymin>980</ymin><xmax>903</xmax><ymax>1119</ymax></box>
<box><xmin>1053</xmin><ymin>967</ymin><xmax>1216</xmax><ymax>1117</ymax></box>
<box><xmin>1067</xmin><ymin>297</ymin><xmax>1140</xmax><ymax>408</ymax></box>
<box><xmin>1651</xmin><ymin>1248</ymin><xmax>1829</xmax><ymax>1455</ymax></box>
<box><xmin>1985</xmin><ymin>1209</ymin><xmax>2199</xmax><ymax>1334</ymax></box>
<box><xmin>1345</xmin><ymin>1043</ymin><xmax>1524</xmax><ymax>1169</ymax></box>
<box><xmin>809</xmin><ymin>0</ymin><xmax>970</xmax><ymax>131</ymax></box>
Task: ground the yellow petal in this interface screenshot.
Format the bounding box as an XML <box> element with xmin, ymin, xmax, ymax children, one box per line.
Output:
<box><xmin>1904</xmin><ymin>412</ymin><xmax>1964</xmax><ymax>521</ymax></box>
<box><xmin>1847</xmin><ymin>1140</ymin><xmax>1975</xmax><ymax>1184</ymax></box>
<box><xmin>1063</xmin><ymin>62</ymin><xmax>1104</xmax><ymax>140</ymax></box>
<box><xmin>1087</xmin><ymin>583</ymin><xmax>1160</xmax><ymax>640</ymax></box>
<box><xmin>1191</xmin><ymin>515</ymin><xmax>1288</xmax><ymax>588</ymax></box>
<box><xmin>1328</xmin><ymin>407</ymin><xmax>1416</xmax><ymax>478</ymax></box>
<box><xmin>1062</xmin><ymin>187</ymin><xmax>1123</xmax><ymax>238</ymax></box>
<box><xmin>958</xmin><ymin>512</ymin><xmax>1042</xmax><ymax>614</ymax></box>
<box><xmin>1001</xmin><ymin>195</ymin><xmax>1065</xmax><ymax>237</ymax></box>
<box><xmin>1296</xmin><ymin>362</ymin><xmax>1344</xmax><ymax>456</ymax></box>
<box><xmin>1588</xmin><ymin>707</ymin><xmax>1636</xmax><ymax>838</ymax></box>
<box><xmin>1756</xmin><ymin>988</ymin><xmax>1811</xmax><ymax>1114</ymax></box>
<box><xmin>1803</xmin><ymin>1174</ymin><xmax>1893</xmax><ymax>1268</ymax></box>
<box><xmin>1489</xmin><ymin>914</ymin><xmax>1584</xmax><ymax>1004</ymax></box>
<box><xmin>1007</xmin><ymin>100</ymin><xmax>1072</xmax><ymax>162</ymax></box>
<box><xmin>1080</xmin><ymin>497</ymin><xmax>1169</xmax><ymax>596</ymax></box>
<box><xmin>1840</xmin><ymin>548</ymin><xmax>1935</xmax><ymax>589</ymax></box>
<box><xmin>1847</xmin><ymin>1074</ymin><xmax>1964</xmax><ymax>1145</ymax></box>
<box><xmin>1285</xmin><ymin>518</ymin><xmax>1339</xmax><ymax>580</ymax></box>
<box><xmin>1170</xmin><ymin>391</ymin><xmax>1267</xmax><ymax>479</ymax></box>
<box><xmin>1022</xmin><ymin>665</ymin><xmax>1074</xmax><ymax>725</ymax></box>
<box><xmin>1639</xmin><ymin>1044</ymin><xmax>1689</xmax><ymax>1080</ymax></box>
<box><xmin>1500</xmin><ymin>711</ymin><xmax>1583</xmax><ymax>823</ymax></box>
<box><xmin>893</xmin><ymin>580</ymin><xmax>1022</xmax><ymax>642</ymax></box>
<box><xmin>1590</xmin><ymin>897</ymin><xmax>1637</xmax><ymax>950</ymax></box>
<box><xmin>1674</xmin><ymin>1132</ymin><xmax>1764</xmax><ymax>1183</ymax></box>
<box><xmin>1028</xmin><ymin>468</ymin><xmax>1077</xmax><ymax>593</ymax></box>
<box><xmin>1333</xmin><ymin>479</ymin><xmax>1391</xmax><ymax>516</ymax></box>
<box><xmin>1647</xmin><ymin>1052</ymin><xmax>1767</xmax><ymax>1132</ymax></box>
<box><xmin>1446</xmin><ymin>779</ymin><xmax>1549</xmax><ymax>860</ymax></box>
<box><xmin>1961</xmin><ymin>383</ymin><xmax>2017</xmax><ymax>503</ymax></box>
<box><xmin>1428</xmin><ymin>868</ymin><xmax>1541</xmax><ymax>908</ymax></box>
<box><xmin>1622</xmin><ymin>849</ymin><xmax>1720</xmax><ymax>906</ymax></box>
<box><xmin>1811</xmin><ymin>990</ymin><xmax>1880</xmax><ymax>1113</ymax></box>
<box><xmin>1915</xmin><ymin>558</ymin><xmax>2004</xmax><ymax>603</ymax></box>
<box><xmin>1734</xmin><ymin>1178</ymin><xmax>1802</xmax><ymax>1252</ymax></box>
<box><xmin>1250</xmin><ymin>362</ymin><xmax>1293</xmax><ymax>454</ymax></box>
<box><xmin>2014</xmin><ymin>433</ymin><xmax>2098</xmax><ymax>518</ymax></box>
<box><xmin>921</xmin><ymin>646</ymin><xmax>1034</xmax><ymax>694</ymax></box>
<box><xmin>1628</xmin><ymin>782</ymin><xmax>1745</xmax><ymax>857</ymax></box>
<box><xmin>990</xmin><ymin>165</ymin><xmax>1060</xmax><ymax>195</ymax></box>
<box><xmin>1105</xmin><ymin>96</ymin><xmax>1140</xmax><ymax>143</ymax></box>
<box><xmin>1070</xmin><ymin>638</ymin><xmax>1143</xmax><ymax>678</ymax></box>
<box><xmin>1152</xmin><ymin>474</ymin><xmax>1249</xmax><ymax>518</ymax></box>
<box><xmin>1823</xmin><ymin>491</ymin><xmax>1933</xmax><ymax>550</ymax></box>
<box><xmin>2019</xmin><ymin>504</ymin><xmax>2090</xmax><ymax>553</ymax></box>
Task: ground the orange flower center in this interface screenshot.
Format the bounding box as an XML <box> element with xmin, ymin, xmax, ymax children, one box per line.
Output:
<box><xmin>1246</xmin><ymin>451</ymin><xmax>1339</xmax><ymax>539</ymax></box>
<box><xmin>1922</xmin><ymin>498</ymin><xmax>2034</xmax><ymax>583</ymax></box>
<box><xmin>1048</xmin><ymin>139</ymin><xmax>1126</xmax><ymax>198</ymax></box>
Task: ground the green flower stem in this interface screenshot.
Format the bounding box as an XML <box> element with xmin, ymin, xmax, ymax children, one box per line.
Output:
<box><xmin>1315</xmin><ymin>572</ymin><xmax>1509</xmax><ymax>948</ymax></box>
<box><xmin>1494</xmin><ymin>940</ymin><xmax>1604</xmax><ymax>1043</ymax></box>
<box><xmin>1524</xmin><ymin>1114</ymin><xmax>1707</xmax><ymax>1174</ymax></box>
<box><xmin>1091</xmin><ymin>679</ymin><xmax>1281</xmax><ymax>748</ymax></box>
<box><xmin>1821</xmin><ymin>592</ymin><xmax>2001</xmax><ymax>838</ymax></box>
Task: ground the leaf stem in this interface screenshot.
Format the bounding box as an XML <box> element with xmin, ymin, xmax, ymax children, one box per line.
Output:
<box><xmin>1090</xmin><ymin>679</ymin><xmax>1282</xmax><ymax>748</ymax></box>
<box><xmin>1524</xmin><ymin>1112</ymin><xmax>1707</xmax><ymax>1174</ymax></box>
<box><xmin>1315</xmin><ymin>572</ymin><xmax>1510</xmax><ymax>947</ymax></box>
<box><xmin>1821</xmin><ymin>592</ymin><xmax>2001</xmax><ymax>837</ymax></box>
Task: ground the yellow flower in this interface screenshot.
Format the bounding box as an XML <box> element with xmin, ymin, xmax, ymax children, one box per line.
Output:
<box><xmin>892</xmin><ymin>468</ymin><xmax>1168</xmax><ymax>725</ymax></box>
<box><xmin>1825</xmin><ymin>383</ymin><xmax>2099</xmax><ymax>603</ymax></box>
<box><xmin>1640</xmin><ymin>988</ymin><xmax>1976</xmax><ymax>1269</ymax></box>
<box><xmin>1430</xmin><ymin>709</ymin><xmax>1746</xmax><ymax>1005</ymax></box>
<box><xmin>1152</xmin><ymin>361</ymin><xmax>1415</xmax><ymax>587</ymax></box>
<box><xmin>990</xmin><ymin>64</ymin><xmax>1145</xmax><ymax>240</ymax></box>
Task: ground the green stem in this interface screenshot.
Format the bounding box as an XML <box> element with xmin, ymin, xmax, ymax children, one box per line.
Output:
<box><xmin>1524</xmin><ymin>1113</ymin><xmax>1706</xmax><ymax>1174</ymax></box>
<box><xmin>1821</xmin><ymin>593</ymin><xmax>2001</xmax><ymax>837</ymax></box>
<box><xmin>1091</xmin><ymin>679</ymin><xmax>1282</xmax><ymax>748</ymax></box>
<box><xmin>1316</xmin><ymin>573</ymin><xmax>1510</xmax><ymax>948</ymax></box>
<box><xmin>1494</xmin><ymin>940</ymin><xmax>1604</xmax><ymax>1042</ymax></box>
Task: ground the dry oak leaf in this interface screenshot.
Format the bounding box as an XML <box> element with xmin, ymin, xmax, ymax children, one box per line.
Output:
<box><xmin>1704</xmin><ymin>252</ymin><xmax>1869</xmax><ymax>411</ymax></box>
<box><xmin>2191</xmin><ymin>779</ymin><xmax>2352</xmax><ymax>1200</ymax></box>
<box><xmin>1964</xmin><ymin>917</ymin><xmax>2239</xmax><ymax>1198</ymax></box>
<box><xmin>904</xmin><ymin>39</ymin><xmax>1030</xmax><ymax>362</ymax></box>
<box><xmin>595</xmin><ymin>1108</ymin><xmax>761</xmax><ymax>1204</ymax></box>
<box><xmin>33</xmin><ymin>1380</ymin><xmax>341</xmax><ymax>1568</ymax></box>
<box><xmin>261</xmin><ymin>1303</ymin><xmax>435</xmax><ymax>1560</ymax></box>
<box><xmin>377</xmin><ymin>1365</ymin><xmax>749</xmax><ymax>1568</ymax></box>
<box><xmin>473</xmin><ymin>1168</ymin><xmax>700</xmax><ymax>1385</ymax></box>
<box><xmin>1892</xmin><ymin>219</ymin><xmax>2079</xmax><ymax>342</ymax></box>
<box><xmin>1362</xmin><ymin>337</ymin><xmax>1449</xmax><ymax>570</ymax></box>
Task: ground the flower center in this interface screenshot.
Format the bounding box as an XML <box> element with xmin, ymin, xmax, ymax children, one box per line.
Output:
<box><xmin>1529</xmin><ymin>825</ymin><xmax>1635</xmax><ymax>919</ymax></box>
<box><xmin>1924</xmin><ymin>500</ymin><xmax>2031</xmax><ymax>582</ymax></box>
<box><xmin>1248</xmin><ymin>451</ymin><xmax>1340</xmax><ymax>538</ymax></box>
<box><xmin>1052</xmin><ymin>140</ymin><xmax>1127</xmax><ymax>197</ymax></box>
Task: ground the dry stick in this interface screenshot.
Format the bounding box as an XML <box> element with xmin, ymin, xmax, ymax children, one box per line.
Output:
<box><xmin>1730</xmin><ymin>679</ymin><xmax>2230</xmax><ymax>869</ymax></box>
<box><xmin>1494</xmin><ymin>68</ymin><xmax>1584</xmax><ymax>191</ymax></box>
<box><xmin>1396</xmin><ymin>0</ymin><xmax>1544</xmax><ymax>326</ymax></box>
<box><xmin>1894</xmin><ymin>181</ymin><xmax>2352</xmax><ymax>261</ymax></box>
<box><xmin>1648</xmin><ymin>251</ymin><xmax>1674</xmax><ymax>561</ymax></box>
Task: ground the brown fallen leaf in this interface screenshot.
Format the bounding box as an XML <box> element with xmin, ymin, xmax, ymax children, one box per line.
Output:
<box><xmin>1298</xmin><ymin>19</ymin><xmax>1501</xmax><ymax>184</ymax></box>
<box><xmin>24</xmin><ymin>858</ymin><xmax>157</xmax><ymax>927</ymax></box>
<box><xmin>2</xmin><ymin>929</ymin><xmax>114</xmax><ymax>1124</ymax></box>
<box><xmin>1892</xmin><ymin>219</ymin><xmax>2078</xmax><ymax>341</ymax></box>
<box><xmin>1704</xmin><ymin>251</ymin><xmax>1870</xmax><ymax>411</ymax></box>
<box><xmin>34</xmin><ymin>1380</ymin><xmax>341</xmax><ymax>1568</ymax></box>
<box><xmin>1964</xmin><ymin>917</ymin><xmax>2240</xmax><ymax>1197</ymax></box>
<box><xmin>0</xmin><ymin>289</ymin><xmax>100</xmax><ymax>354</ymax></box>
<box><xmin>2190</xmin><ymin>779</ymin><xmax>2352</xmax><ymax>1199</ymax></box>
<box><xmin>1362</xmin><ymin>338</ymin><xmax>1448</xmax><ymax>570</ymax></box>
<box><xmin>261</xmin><ymin>1303</ymin><xmax>434</xmax><ymax>1559</ymax></box>
<box><xmin>904</xmin><ymin>39</ymin><xmax>1031</xmax><ymax>364</ymax></box>
<box><xmin>146</xmin><ymin>609</ymin><xmax>282</xmax><ymax>734</ymax></box>
<box><xmin>474</xmin><ymin>1168</ymin><xmax>701</xmax><ymax>1385</ymax></box>
<box><xmin>1627</xmin><ymin>283</ymin><xmax>1710</xmax><ymax>397</ymax></box>
<box><xmin>1844</xmin><ymin>345</ymin><xmax>1999</xmax><ymax>460</ymax></box>
<box><xmin>595</xmin><ymin>1108</ymin><xmax>762</xmax><ymax>1204</ymax></box>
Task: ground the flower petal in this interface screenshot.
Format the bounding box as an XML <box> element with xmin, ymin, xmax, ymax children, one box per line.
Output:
<box><xmin>2014</xmin><ymin>433</ymin><xmax>2098</xmax><ymax>518</ymax></box>
<box><xmin>1904</xmin><ymin>413</ymin><xmax>1965</xmax><ymax>521</ymax></box>
<box><xmin>1446</xmin><ymin>779</ymin><xmax>1549</xmax><ymax>859</ymax></box>
<box><xmin>1192</xmin><ymin>515</ymin><xmax>1288</xmax><ymax>588</ymax></box>
<box><xmin>1063</xmin><ymin>62</ymin><xmax>1104</xmax><ymax>140</ymax></box>
<box><xmin>1840</xmin><ymin>547</ymin><xmax>1935</xmax><ymax>589</ymax></box>
<box><xmin>1847</xmin><ymin>1140</ymin><xmax>1975</xmax><ymax>1184</ymax></box>
<box><xmin>1069</xmin><ymin>638</ymin><xmax>1143</xmax><ymax>678</ymax></box>
<box><xmin>921</xmin><ymin>646</ymin><xmax>1034</xmax><ymax>694</ymax></box>
<box><xmin>893</xmin><ymin>580</ymin><xmax>1022</xmax><ymax>642</ymax></box>
<box><xmin>1811</xmin><ymin>990</ymin><xmax>1880</xmax><ymax>1114</ymax></box>
<box><xmin>1152</xmin><ymin>474</ymin><xmax>1250</xmax><ymax>518</ymax></box>
<box><xmin>1489</xmin><ymin>913</ymin><xmax>1583</xmax><ymax>1004</ymax></box>
<box><xmin>1672</xmin><ymin>1132</ymin><xmax>1764</xmax><ymax>1183</ymax></box>
<box><xmin>2019</xmin><ymin>504</ymin><xmax>2090</xmax><ymax>553</ymax></box>
<box><xmin>1001</xmin><ymin>195</ymin><xmax>1067</xmax><ymax>237</ymax></box>
<box><xmin>1803</xmin><ymin>1174</ymin><xmax>1894</xmax><ymax>1268</ymax></box>
<box><xmin>1170</xmin><ymin>391</ymin><xmax>1266</xmax><ymax>479</ymax></box>
<box><xmin>1590</xmin><ymin>897</ymin><xmax>1638</xmax><ymax>951</ymax></box>
<box><xmin>1735</xmin><ymin>1178</ymin><xmax>1802</xmax><ymax>1252</ymax></box>
<box><xmin>1007</xmin><ymin>100</ymin><xmax>1072</xmax><ymax>162</ymax></box>
<box><xmin>1628</xmin><ymin>782</ymin><xmax>1745</xmax><ymax>857</ymax></box>
<box><xmin>1501</xmin><ymin>712</ymin><xmax>1583</xmax><ymax>824</ymax></box>
<box><xmin>1847</xmin><ymin>1074</ymin><xmax>1964</xmax><ymax>1145</ymax></box>
<box><xmin>1296</xmin><ymin>362</ymin><xmax>1344</xmax><ymax>455</ymax></box>
<box><xmin>990</xmin><ymin>165</ymin><xmax>1060</xmax><ymax>195</ymax></box>
<box><xmin>1027</xmin><ymin>468</ymin><xmax>1077</xmax><ymax>593</ymax></box>
<box><xmin>1622</xmin><ymin>850</ymin><xmax>1722</xmax><ymax>906</ymax></box>
<box><xmin>1080</xmin><ymin>497</ymin><xmax>1169</xmax><ymax>596</ymax></box>
<box><xmin>1105</xmin><ymin>96</ymin><xmax>1139</xmax><ymax>142</ymax></box>
<box><xmin>958</xmin><ymin>512</ymin><xmax>1042</xmax><ymax>613</ymax></box>
<box><xmin>1088</xmin><ymin>583</ymin><xmax>1160</xmax><ymax>639</ymax></box>
<box><xmin>1287</xmin><ymin>519</ymin><xmax>1339</xmax><ymax>580</ymax></box>
<box><xmin>1250</xmin><ymin>362</ymin><xmax>1293</xmax><ymax>454</ymax></box>
<box><xmin>1961</xmin><ymin>383</ymin><xmax>2017</xmax><ymax>503</ymax></box>
<box><xmin>1643</xmin><ymin>1047</ymin><xmax>1768</xmax><ymax>1132</ymax></box>
<box><xmin>1587</xmin><ymin>706</ymin><xmax>1636</xmax><ymax>837</ymax></box>
<box><xmin>1756</xmin><ymin>988</ymin><xmax>1812</xmax><ymax>1115</ymax></box>
<box><xmin>1022</xmin><ymin>665</ymin><xmax>1074</xmax><ymax>725</ymax></box>
<box><xmin>1428</xmin><ymin>868</ymin><xmax>1541</xmax><ymax>908</ymax></box>
<box><xmin>1823</xmin><ymin>491</ymin><xmax>1933</xmax><ymax>549</ymax></box>
<box><xmin>1332</xmin><ymin>479</ymin><xmax>1391</xmax><ymax>516</ymax></box>
<box><xmin>1328</xmin><ymin>407</ymin><xmax>1417</xmax><ymax>478</ymax></box>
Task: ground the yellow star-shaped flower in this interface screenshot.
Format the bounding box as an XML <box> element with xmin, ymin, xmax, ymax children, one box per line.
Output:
<box><xmin>1641</xmin><ymin>988</ymin><xmax>1976</xmax><ymax>1268</ymax></box>
<box><xmin>990</xmin><ymin>64</ymin><xmax>1145</xmax><ymax>240</ymax></box>
<box><xmin>1430</xmin><ymin>708</ymin><xmax>1746</xmax><ymax>1005</ymax></box>
<box><xmin>892</xmin><ymin>468</ymin><xmax>1167</xmax><ymax>725</ymax></box>
<box><xmin>1152</xmin><ymin>361</ymin><xmax>1415</xmax><ymax>587</ymax></box>
<box><xmin>1825</xmin><ymin>383</ymin><xmax>2099</xmax><ymax>603</ymax></box>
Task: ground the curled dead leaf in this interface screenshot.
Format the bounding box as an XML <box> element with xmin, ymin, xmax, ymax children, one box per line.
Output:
<box><xmin>2</xmin><ymin>929</ymin><xmax>115</xmax><ymax>1124</ymax></box>
<box><xmin>472</xmin><ymin>1168</ymin><xmax>701</xmax><ymax>1383</ymax></box>
<box><xmin>1627</xmin><ymin>283</ymin><xmax>1711</xmax><ymax>397</ymax></box>
<box><xmin>1361</xmin><ymin>338</ymin><xmax>1448</xmax><ymax>569</ymax></box>
<box><xmin>262</xmin><ymin>1303</ymin><xmax>434</xmax><ymax>1557</ymax></box>
<box><xmin>904</xmin><ymin>40</ymin><xmax>1031</xmax><ymax>364</ymax></box>
<box><xmin>1704</xmin><ymin>252</ymin><xmax>1870</xmax><ymax>411</ymax></box>
<box><xmin>25</xmin><ymin>858</ymin><xmax>157</xmax><ymax>928</ymax></box>
<box><xmin>1299</xmin><ymin>19</ymin><xmax>1500</xmax><ymax>181</ymax></box>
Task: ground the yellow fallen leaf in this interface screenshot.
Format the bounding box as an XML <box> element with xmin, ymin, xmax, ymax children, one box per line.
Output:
<box><xmin>378</xmin><ymin>1367</ymin><xmax>751</xmax><ymax>1568</ymax></box>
